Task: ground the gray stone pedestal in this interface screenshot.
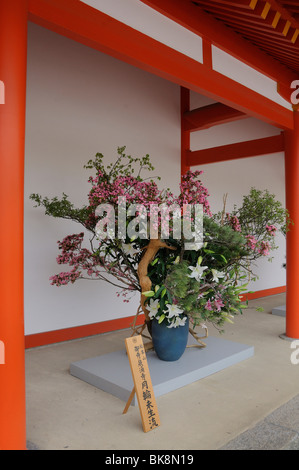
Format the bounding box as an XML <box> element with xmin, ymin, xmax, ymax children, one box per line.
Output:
<box><xmin>272</xmin><ymin>305</ymin><xmax>286</xmax><ymax>317</ymax></box>
<box><xmin>70</xmin><ymin>335</ymin><xmax>254</xmax><ymax>406</ymax></box>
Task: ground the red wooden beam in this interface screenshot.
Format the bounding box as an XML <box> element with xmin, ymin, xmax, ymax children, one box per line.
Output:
<box><xmin>187</xmin><ymin>134</ymin><xmax>285</xmax><ymax>166</ymax></box>
<box><xmin>183</xmin><ymin>103</ymin><xmax>248</xmax><ymax>132</ymax></box>
<box><xmin>223</xmin><ymin>17</ymin><xmax>296</xmax><ymax>42</ymax></box>
<box><xmin>202</xmin><ymin>38</ymin><xmax>212</xmax><ymax>68</ymax></box>
<box><xmin>140</xmin><ymin>0</ymin><xmax>297</xmax><ymax>87</ymax></box>
<box><xmin>25</xmin><ymin>313</ymin><xmax>146</xmax><ymax>348</ymax></box>
<box><xmin>190</xmin><ymin>2</ymin><xmax>270</xmax><ymax>22</ymax></box>
<box><xmin>200</xmin><ymin>5</ymin><xmax>278</xmax><ymax>31</ymax></box>
<box><xmin>197</xmin><ymin>0</ymin><xmax>259</xmax><ymax>8</ymax></box>
<box><xmin>27</xmin><ymin>0</ymin><xmax>293</xmax><ymax>129</ymax></box>
<box><xmin>207</xmin><ymin>10</ymin><xmax>291</xmax><ymax>37</ymax></box>
<box><xmin>266</xmin><ymin>0</ymin><xmax>299</xmax><ymax>29</ymax></box>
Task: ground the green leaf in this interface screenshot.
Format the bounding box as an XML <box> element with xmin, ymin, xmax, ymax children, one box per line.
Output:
<box><xmin>220</xmin><ymin>254</ymin><xmax>227</xmax><ymax>263</ymax></box>
<box><xmin>158</xmin><ymin>314</ymin><xmax>165</xmax><ymax>324</ymax></box>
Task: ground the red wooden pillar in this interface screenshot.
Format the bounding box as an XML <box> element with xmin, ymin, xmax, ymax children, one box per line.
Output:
<box><xmin>180</xmin><ymin>87</ymin><xmax>190</xmax><ymax>177</ymax></box>
<box><xmin>0</xmin><ymin>0</ymin><xmax>28</xmax><ymax>450</ymax></box>
<box><xmin>285</xmin><ymin>109</ymin><xmax>299</xmax><ymax>339</ymax></box>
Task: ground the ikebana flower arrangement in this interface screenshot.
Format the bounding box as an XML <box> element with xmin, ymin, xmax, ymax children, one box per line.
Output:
<box><xmin>30</xmin><ymin>147</ymin><xmax>290</xmax><ymax>358</ymax></box>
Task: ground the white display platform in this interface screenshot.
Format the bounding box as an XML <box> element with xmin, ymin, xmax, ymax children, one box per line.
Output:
<box><xmin>70</xmin><ymin>335</ymin><xmax>254</xmax><ymax>406</ymax></box>
<box><xmin>272</xmin><ymin>305</ymin><xmax>286</xmax><ymax>317</ymax></box>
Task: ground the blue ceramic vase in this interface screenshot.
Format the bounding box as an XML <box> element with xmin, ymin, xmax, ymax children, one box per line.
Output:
<box><xmin>151</xmin><ymin>317</ymin><xmax>189</xmax><ymax>361</ymax></box>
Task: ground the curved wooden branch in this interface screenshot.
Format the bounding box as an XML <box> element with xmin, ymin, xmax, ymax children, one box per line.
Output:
<box><xmin>137</xmin><ymin>239</ymin><xmax>176</xmax><ymax>321</ymax></box>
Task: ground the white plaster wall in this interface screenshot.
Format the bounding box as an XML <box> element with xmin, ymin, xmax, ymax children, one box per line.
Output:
<box><xmin>212</xmin><ymin>46</ymin><xmax>292</xmax><ymax>111</ymax></box>
<box><xmin>24</xmin><ymin>23</ymin><xmax>181</xmax><ymax>335</ymax></box>
<box><xmin>24</xmin><ymin>23</ymin><xmax>286</xmax><ymax>336</ymax></box>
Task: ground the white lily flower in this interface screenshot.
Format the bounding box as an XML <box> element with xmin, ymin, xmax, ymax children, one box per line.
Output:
<box><xmin>164</xmin><ymin>303</ymin><xmax>184</xmax><ymax>318</ymax></box>
<box><xmin>167</xmin><ymin>316</ymin><xmax>187</xmax><ymax>328</ymax></box>
<box><xmin>211</xmin><ymin>269</ymin><xmax>225</xmax><ymax>282</ymax></box>
<box><xmin>122</xmin><ymin>243</ymin><xmax>138</xmax><ymax>257</ymax></box>
<box><xmin>147</xmin><ymin>299</ymin><xmax>160</xmax><ymax>319</ymax></box>
<box><xmin>188</xmin><ymin>263</ymin><xmax>208</xmax><ymax>282</ymax></box>
<box><xmin>184</xmin><ymin>241</ymin><xmax>203</xmax><ymax>251</ymax></box>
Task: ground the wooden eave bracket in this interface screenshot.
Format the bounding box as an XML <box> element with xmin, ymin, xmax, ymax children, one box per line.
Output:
<box><xmin>140</xmin><ymin>0</ymin><xmax>297</xmax><ymax>88</ymax></box>
<box><xmin>183</xmin><ymin>102</ymin><xmax>248</xmax><ymax>132</ymax></box>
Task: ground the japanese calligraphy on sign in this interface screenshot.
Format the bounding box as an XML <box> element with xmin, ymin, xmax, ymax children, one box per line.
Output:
<box><xmin>125</xmin><ymin>335</ymin><xmax>160</xmax><ymax>433</ymax></box>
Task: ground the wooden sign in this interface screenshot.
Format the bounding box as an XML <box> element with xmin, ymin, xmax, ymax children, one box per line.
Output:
<box><xmin>124</xmin><ymin>335</ymin><xmax>160</xmax><ymax>433</ymax></box>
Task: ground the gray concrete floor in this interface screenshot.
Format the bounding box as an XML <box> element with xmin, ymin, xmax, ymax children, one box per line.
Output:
<box><xmin>25</xmin><ymin>293</ymin><xmax>299</xmax><ymax>450</ymax></box>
